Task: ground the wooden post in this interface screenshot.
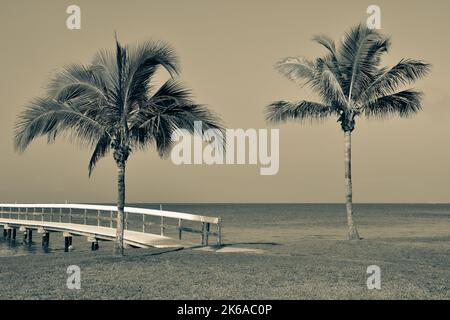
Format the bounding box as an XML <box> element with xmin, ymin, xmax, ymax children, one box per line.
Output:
<box><xmin>110</xmin><ymin>211</ymin><xmax>113</xmax><ymax>228</ymax></box>
<box><xmin>205</xmin><ymin>223</ymin><xmax>210</xmax><ymax>246</ymax></box>
<box><xmin>6</xmin><ymin>228</ymin><xmax>11</xmax><ymax>240</ymax></box>
<box><xmin>142</xmin><ymin>214</ymin><xmax>145</xmax><ymax>233</ymax></box>
<box><xmin>41</xmin><ymin>208</ymin><xmax>44</xmax><ymax>221</ymax></box>
<box><xmin>200</xmin><ymin>222</ymin><xmax>210</xmax><ymax>245</ymax></box>
<box><xmin>64</xmin><ymin>236</ymin><xmax>69</xmax><ymax>252</ymax></box>
<box><xmin>97</xmin><ymin>210</ymin><xmax>100</xmax><ymax>227</ymax></box>
<box><xmin>201</xmin><ymin>222</ymin><xmax>206</xmax><ymax>245</ymax></box>
<box><xmin>42</xmin><ymin>232</ymin><xmax>50</xmax><ymax>248</ymax></box>
<box><xmin>25</xmin><ymin>208</ymin><xmax>28</xmax><ymax>220</ymax></box>
<box><xmin>160</xmin><ymin>216</ymin><xmax>164</xmax><ymax>236</ymax></box>
<box><xmin>50</xmin><ymin>208</ymin><xmax>53</xmax><ymax>222</ymax></box>
<box><xmin>84</xmin><ymin>209</ymin><xmax>87</xmax><ymax>224</ymax></box>
<box><xmin>217</xmin><ymin>221</ymin><xmax>222</xmax><ymax>247</ymax></box>
<box><xmin>27</xmin><ymin>229</ymin><xmax>33</xmax><ymax>244</ymax></box>
<box><xmin>88</xmin><ymin>237</ymin><xmax>99</xmax><ymax>251</ymax></box>
<box><xmin>91</xmin><ymin>241</ymin><xmax>99</xmax><ymax>251</ymax></box>
<box><xmin>59</xmin><ymin>208</ymin><xmax>63</xmax><ymax>223</ymax></box>
<box><xmin>64</xmin><ymin>236</ymin><xmax>72</xmax><ymax>252</ymax></box>
<box><xmin>125</xmin><ymin>212</ymin><xmax>129</xmax><ymax>230</ymax></box>
<box><xmin>178</xmin><ymin>219</ymin><xmax>182</xmax><ymax>240</ymax></box>
<box><xmin>69</xmin><ymin>208</ymin><xmax>72</xmax><ymax>224</ymax></box>
<box><xmin>3</xmin><ymin>229</ymin><xmax>7</xmax><ymax>238</ymax></box>
<box><xmin>11</xmin><ymin>228</ymin><xmax>17</xmax><ymax>241</ymax></box>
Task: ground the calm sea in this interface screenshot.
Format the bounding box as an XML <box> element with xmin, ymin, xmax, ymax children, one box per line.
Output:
<box><xmin>1</xmin><ymin>203</ymin><xmax>449</xmax><ymax>257</ymax></box>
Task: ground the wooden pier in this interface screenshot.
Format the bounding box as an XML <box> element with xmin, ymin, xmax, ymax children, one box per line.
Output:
<box><xmin>0</xmin><ymin>204</ymin><xmax>222</xmax><ymax>251</ymax></box>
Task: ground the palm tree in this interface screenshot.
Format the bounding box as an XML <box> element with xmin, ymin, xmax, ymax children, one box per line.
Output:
<box><xmin>266</xmin><ymin>24</ymin><xmax>430</xmax><ymax>240</ymax></box>
<box><xmin>14</xmin><ymin>37</ymin><xmax>224</xmax><ymax>255</ymax></box>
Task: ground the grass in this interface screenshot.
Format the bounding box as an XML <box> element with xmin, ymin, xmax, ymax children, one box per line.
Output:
<box><xmin>0</xmin><ymin>204</ymin><xmax>449</xmax><ymax>299</ymax></box>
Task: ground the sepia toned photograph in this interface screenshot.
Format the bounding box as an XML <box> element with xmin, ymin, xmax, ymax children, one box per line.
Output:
<box><xmin>0</xmin><ymin>0</ymin><xmax>449</xmax><ymax>310</ymax></box>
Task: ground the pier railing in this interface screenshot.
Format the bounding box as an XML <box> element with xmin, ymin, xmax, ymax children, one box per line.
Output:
<box><xmin>0</xmin><ymin>204</ymin><xmax>222</xmax><ymax>246</ymax></box>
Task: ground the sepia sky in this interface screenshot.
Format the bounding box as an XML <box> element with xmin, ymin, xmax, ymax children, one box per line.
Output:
<box><xmin>0</xmin><ymin>0</ymin><xmax>449</xmax><ymax>203</ymax></box>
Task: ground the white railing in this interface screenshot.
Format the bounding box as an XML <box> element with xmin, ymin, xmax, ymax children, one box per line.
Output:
<box><xmin>0</xmin><ymin>203</ymin><xmax>222</xmax><ymax>246</ymax></box>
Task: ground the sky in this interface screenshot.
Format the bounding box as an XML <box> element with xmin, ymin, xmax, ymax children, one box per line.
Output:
<box><xmin>0</xmin><ymin>0</ymin><xmax>449</xmax><ymax>203</ymax></box>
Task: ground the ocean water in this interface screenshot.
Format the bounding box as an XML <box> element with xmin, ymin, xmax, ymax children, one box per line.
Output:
<box><xmin>1</xmin><ymin>203</ymin><xmax>449</xmax><ymax>257</ymax></box>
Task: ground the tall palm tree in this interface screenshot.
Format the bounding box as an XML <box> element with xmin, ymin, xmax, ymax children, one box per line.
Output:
<box><xmin>266</xmin><ymin>24</ymin><xmax>430</xmax><ymax>240</ymax></box>
<box><xmin>14</xmin><ymin>37</ymin><xmax>224</xmax><ymax>255</ymax></box>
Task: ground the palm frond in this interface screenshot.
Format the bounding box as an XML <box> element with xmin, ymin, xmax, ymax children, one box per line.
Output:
<box><xmin>265</xmin><ymin>100</ymin><xmax>335</xmax><ymax>123</ymax></box>
<box><xmin>150</xmin><ymin>79</ymin><xmax>193</xmax><ymax>106</ymax></box>
<box><xmin>129</xmin><ymin>81</ymin><xmax>224</xmax><ymax>157</ymax></box>
<box><xmin>47</xmin><ymin>64</ymin><xmax>108</xmax><ymax>103</ymax></box>
<box><xmin>92</xmin><ymin>49</ymin><xmax>120</xmax><ymax>90</ymax></box>
<box><xmin>364</xmin><ymin>89</ymin><xmax>423</xmax><ymax>119</ymax></box>
<box><xmin>338</xmin><ymin>24</ymin><xmax>385</xmax><ymax>101</ymax></box>
<box><xmin>274</xmin><ymin>56</ymin><xmax>316</xmax><ymax>84</ymax></box>
<box><xmin>365</xmin><ymin>38</ymin><xmax>391</xmax><ymax>67</ymax></box>
<box><xmin>88</xmin><ymin>134</ymin><xmax>111</xmax><ymax>177</ymax></box>
<box><xmin>359</xmin><ymin>59</ymin><xmax>431</xmax><ymax>102</ymax></box>
<box><xmin>312</xmin><ymin>35</ymin><xmax>337</xmax><ymax>55</ymax></box>
<box><xmin>14</xmin><ymin>97</ymin><xmax>106</xmax><ymax>152</ymax></box>
<box><xmin>313</xmin><ymin>57</ymin><xmax>346</xmax><ymax>105</ymax></box>
<box><xmin>312</xmin><ymin>35</ymin><xmax>343</xmax><ymax>81</ymax></box>
<box><xmin>124</xmin><ymin>40</ymin><xmax>179</xmax><ymax>110</ymax></box>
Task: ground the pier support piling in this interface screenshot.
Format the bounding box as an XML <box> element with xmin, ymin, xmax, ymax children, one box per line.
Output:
<box><xmin>42</xmin><ymin>232</ymin><xmax>50</xmax><ymax>248</ymax></box>
<box><xmin>91</xmin><ymin>240</ymin><xmax>99</xmax><ymax>251</ymax></box>
<box><xmin>201</xmin><ymin>223</ymin><xmax>210</xmax><ymax>246</ymax></box>
<box><xmin>88</xmin><ymin>236</ymin><xmax>99</xmax><ymax>251</ymax></box>
<box><xmin>64</xmin><ymin>236</ymin><xmax>73</xmax><ymax>252</ymax></box>
<box><xmin>63</xmin><ymin>232</ymin><xmax>73</xmax><ymax>252</ymax></box>
<box><xmin>27</xmin><ymin>229</ymin><xmax>33</xmax><ymax>244</ymax></box>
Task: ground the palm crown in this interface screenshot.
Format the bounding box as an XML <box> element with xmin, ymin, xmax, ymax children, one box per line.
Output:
<box><xmin>266</xmin><ymin>24</ymin><xmax>431</xmax><ymax>131</ymax></box>
<box><xmin>14</xmin><ymin>38</ymin><xmax>223</xmax><ymax>175</ymax></box>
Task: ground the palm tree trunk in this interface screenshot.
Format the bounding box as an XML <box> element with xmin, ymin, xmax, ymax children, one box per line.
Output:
<box><xmin>115</xmin><ymin>161</ymin><xmax>126</xmax><ymax>255</ymax></box>
<box><xmin>344</xmin><ymin>131</ymin><xmax>360</xmax><ymax>240</ymax></box>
